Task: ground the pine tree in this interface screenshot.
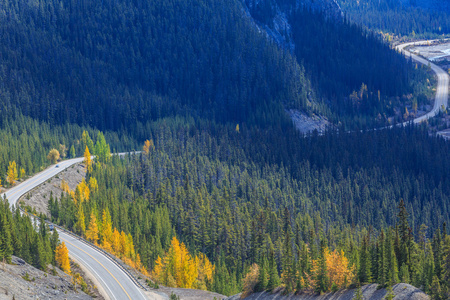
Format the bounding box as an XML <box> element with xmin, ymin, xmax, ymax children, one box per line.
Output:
<box><xmin>443</xmin><ymin>235</ymin><xmax>450</xmax><ymax>300</ymax></box>
<box><xmin>385</xmin><ymin>285</ymin><xmax>395</xmax><ymax>300</ymax></box>
<box><xmin>353</xmin><ymin>286</ymin><xmax>364</xmax><ymax>300</ymax></box>
<box><xmin>386</xmin><ymin>229</ymin><xmax>399</xmax><ymax>285</ymax></box>
<box><xmin>70</xmin><ymin>145</ymin><xmax>76</xmax><ymax>158</ymax></box>
<box><xmin>81</xmin><ymin>131</ymin><xmax>94</xmax><ymax>154</ymax></box>
<box><xmin>0</xmin><ymin>202</ymin><xmax>13</xmax><ymax>263</ymax></box>
<box><xmin>94</xmin><ymin>132</ymin><xmax>111</xmax><ymax>163</ymax></box>
<box><xmin>314</xmin><ymin>241</ymin><xmax>329</xmax><ymax>293</ymax></box>
<box><xmin>256</xmin><ymin>254</ymin><xmax>268</xmax><ymax>291</ymax></box>
<box><xmin>358</xmin><ymin>235</ymin><xmax>372</xmax><ymax>284</ymax></box>
<box><xmin>267</xmin><ymin>249</ymin><xmax>280</xmax><ymax>291</ymax></box>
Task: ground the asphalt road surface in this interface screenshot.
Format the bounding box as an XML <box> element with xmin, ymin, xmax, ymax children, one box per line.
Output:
<box><xmin>396</xmin><ymin>41</ymin><xmax>449</xmax><ymax>125</ymax></box>
<box><xmin>1</xmin><ymin>153</ymin><xmax>154</xmax><ymax>300</ymax></box>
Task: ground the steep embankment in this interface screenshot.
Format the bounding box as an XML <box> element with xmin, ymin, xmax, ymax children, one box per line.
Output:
<box><xmin>226</xmin><ymin>283</ymin><xmax>429</xmax><ymax>300</ymax></box>
<box><xmin>0</xmin><ymin>256</ymin><xmax>92</xmax><ymax>300</ymax></box>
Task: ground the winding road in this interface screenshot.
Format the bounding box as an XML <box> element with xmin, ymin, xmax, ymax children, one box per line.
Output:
<box><xmin>1</xmin><ymin>40</ymin><xmax>448</xmax><ymax>300</ymax></box>
<box><xmin>1</xmin><ymin>154</ymin><xmax>163</xmax><ymax>300</ymax></box>
<box><xmin>395</xmin><ymin>41</ymin><xmax>449</xmax><ymax>125</ymax></box>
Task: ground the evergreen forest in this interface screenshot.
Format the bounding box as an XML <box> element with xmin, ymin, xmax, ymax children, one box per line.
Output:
<box><xmin>0</xmin><ymin>0</ymin><xmax>448</xmax><ymax>299</ymax></box>
<box><xmin>48</xmin><ymin>123</ymin><xmax>450</xmax><ymax>298</ymax></box>
<box><xmin>338</xmin><ymin>0</ymin><xmax>450</xmax><ymax>37</ymax></box>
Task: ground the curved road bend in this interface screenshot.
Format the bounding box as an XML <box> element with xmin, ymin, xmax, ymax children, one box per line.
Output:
<box><xmin>1</xmin><ymin>154</ymin><xmax>156</xmax><ymax>300</ymax></box>
<box><xmin>395</xmin><ymin>41</ymin><xmax>449</xmax><ymax>125</ymax></box>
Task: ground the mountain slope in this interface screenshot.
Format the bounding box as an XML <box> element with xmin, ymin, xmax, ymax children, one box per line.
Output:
<box><xmin>242</xmin><ymin>0</ymin><xmax>428</xmax><ymax>127</ymax></box>
<box><xmin>0</xmin><ymin>0</ymin><xmax>310</xmax><ymax>132</ymax></box>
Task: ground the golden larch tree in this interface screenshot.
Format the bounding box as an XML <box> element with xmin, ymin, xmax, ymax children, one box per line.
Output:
<box><xmin>89</xmin><ymin>177</ymin><xmax>98</xmax><ymax>193</ymax></box>
<box><xmin>153</xmin><ymin>236</ymin><xmax>211</xmax><ymax>289</ymax></box>
<box><xmin>143</xmin><ymin>139</ymin><xmax>154</xmax><ymax>155</ymax></box>
<box><xmin>75</xmin><ymin>205</ymin><xmax>86</xmax><ymax>235</ymax></box>
<box><xmin>112</xmin><ymin>228</ymin><xmax>121</xmax><ymax>254</ymax></box>
<box><xmin>324</xmin><ymin>249</ymin><xmax>354</xmax><ymax>289</ymax></box>
<box><xmin>55</xmin><ymin>242</ymin><xmax>71</xmax><ymax>274</ymax></box>
<box><xmin>6</xmin><ymin>161</ymin><xmax>18</xmax><ymax>186</ymax></box>
<box><xmin>75</xmin><ymin>179</ymin><xmax>90</xmax><ymax>203</ymax></box>
<box><xmin>83</xmin><ymin>146</ymin><xmax>92</xmax><ymax>172</ymax></box>
<box><xmin>86</xmin><ymin>213</ymin><xmax>99</xmax><ymax>244</ymax></box>
<box><xmin>101</xmin><ymin>209</ymin><xmax>113</xmax><ymax>246</ymax></box>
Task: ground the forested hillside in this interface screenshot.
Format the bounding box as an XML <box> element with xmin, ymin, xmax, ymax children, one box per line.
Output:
<box><xmin>338</xmin><ymin>0</ymin><xmax>450</xmax><ymax>36</ymax></box>
<box><xmin>48</xmin><ymin>122</ymin><xmax>450</xmax><ymax>299</ymax></box>
<box><xmin>0</xmin><ymin>0</ymin><xmax>448</xmax><ymax>299</ymax></box>
<box><xmin>0</xmin><ymin>0</ymin><xmax>310</xmax><ymax>131</ymax></box>
<box><xmin>243</xmin><ymin>0</ymin><xmax>429</xmax><ymax>127</ymax></box>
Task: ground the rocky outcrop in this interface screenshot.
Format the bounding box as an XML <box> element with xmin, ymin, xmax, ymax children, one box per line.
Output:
<box><xmin>242</xmin><ymin>0</ymin><xmax>342</xmax><ymax>52</ymax></box>
<box><xmin>0</xmin><ymin>256</ymin><xmax>91</xmax><ymax>300</ymax></box>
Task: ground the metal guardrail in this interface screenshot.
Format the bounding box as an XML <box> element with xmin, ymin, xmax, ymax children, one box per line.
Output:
<box><xmin>51</xmin><ymin>221</ymin><xmax>148</xmax><ymax>291</ymax></box>
<box><xmin>20</xmin><ymin>208</ymin><xmax>148</xmax><ymax>291</ymax></box>
<box><xmin>12</xmin><ymin>154</ymin><xmax>148</xmax><ymax>292</ymax></box>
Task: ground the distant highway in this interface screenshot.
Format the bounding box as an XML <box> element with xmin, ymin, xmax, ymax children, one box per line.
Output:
<box><xmin>395</xmin><ymin>41</ymin><xmax>449</xmax><ymax>125</ymax></box>
<box><xmin>1</xmin><ymin>153</ymin><xmax>161</xmax><ymax>300</ymax></box>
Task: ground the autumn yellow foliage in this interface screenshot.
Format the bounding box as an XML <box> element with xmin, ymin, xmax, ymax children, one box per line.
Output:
<box><xmin>93</xmin><ymin>208</ymin><xmax>148</xmax><ymax>275</ymax></box>
<box><xmin>242</xmin><ymin>263</ymin><xmax>259</xmax><ymax>297</ymax></box>
<box><xmin>6</xmin><ymin>161</ymin><xmax>18</xmax><ymax>186</ymax></box>
<box><xmin>153</xmin><ymin>236</ymin><xmax>214</xmax><ymax>290</ymax></box>
<box><xmin>61</xmin><ymin>179</ymin><xmax>75</xmax><ymax>198</ymax></box>
<box><xmin>55</xmin><ymin>242</ymin><xmax>71</xmax><ymax>274</ymax></box>
<box><xmin>83</xmin><ymin>146</ymin><xmax>92</xmax><ymax>172</ymax></box>
<box><xmin>75</xmin><ymin>179</ymin><xmax>90</xmax><ymax>203</ymax></box>
<box><xmin>310</xmin><ymin>248</ymin><xmax>354</xmax><ymax>291</ymax></box>
<box><xmin>86</xmin><ymin>213</ymin><xmax>99</xmax><ymax>244</ymax></box>
<box><xmin>143</xmin><ymin>139</ymin><xmax>154</xmax><ymax>155</ymax></box>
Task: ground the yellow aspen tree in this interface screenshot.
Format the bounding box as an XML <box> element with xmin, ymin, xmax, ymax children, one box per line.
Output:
<box><xmin>55</xmin><ymin>242</ymin><xmax>71</xmax><ymax>274</ymax></box>
<box><xmin>47</xmin><ymin>149</ymin><xmax>60</xmax><ymax>164</ymax></box>
<box><xmin>6</xmin><ymin>161</ymin><xmax>18</xmax><ymax>186</ymax></box>
<box><xmin>59</xmin><ymin>144</ymin><xmax>68</xmax><ymax>158</ymax></box>
<box><xmin>83</xmin><ymin>146</ymin><xmax>92</xmax><ymax>172</ymax></box>
<box><xmin>86</xmin><ymin>213</ymin><xmax>99</xmax><ymax>244</ymax></box>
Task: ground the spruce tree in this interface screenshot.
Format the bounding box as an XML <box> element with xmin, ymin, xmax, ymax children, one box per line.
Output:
<box><xmin>267</xmin><ymin>249</ymin><xmax>280</xmax><ymax>291</ymax></box>
<box><xmin>358</xmin><ymin>235</ymin><xmax>372</xmax><ymax>284</ymax></box>
<box><xmin>256</xmin><ymin>254</ymin><xmax>268</xmax><ymax>291</ymax></box>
